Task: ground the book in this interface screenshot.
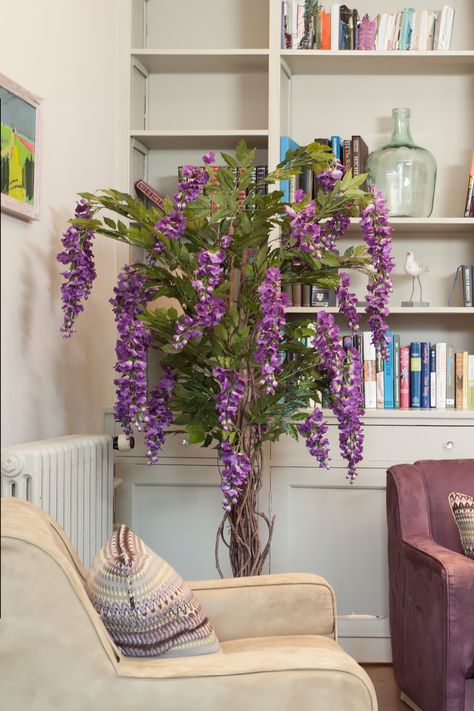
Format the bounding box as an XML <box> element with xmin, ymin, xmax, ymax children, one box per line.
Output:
<box><xmin>421</xmin><ymin>342</ymin><xmax>430</xmax><ymax>409</ymax></box>
<box><xmin>461</xmin><ymin>264</ymin><xmax>473</xmax><ymax>306</ymax></box>
<box><xmin>400</xmin><ymin>346</ymin><xmax>410</xmax><ymax>409</ymax></box>
<box><xmin>300</xmin><ymin>167</ymin><xmax>313</xmax><ymax>198</ymax></box>
<box><xmin>363</xmin><ymin>332</ymin><xmax>377</xmax><ymax>409</ymax></box>
<box><xmin>353</xmin><ymin>334</ymin><xmax>365</xmax><ymax>400</ymax></box>
<box><xmin>455</xmin><ymin>351</ymin><xmax>464</xmax><ymax>409</ymax></box>
<box><xmin>436</xmin><ymin>342</ymin><xmax>447</xmax><ymax>409</ymax></box>
<box><xmin>292</xmin><ymin>283</ymin><xmax>302</xmax><ymax>307</ymax></box>
<box><xmin>383</xmin><ymin>332</ymin><xmax>394</xmax><ymax>409</ymax></box>
<box><xmin>446</xmin><ymin>345</ymin><xmax>455</xmax><ymax>409</ymax></box>
<box><xmin>302</xmin><ymin>284</ymin><xmax>311</xmax><ymax>307</ymax></box>
<box><xmin>134</xmin><ymin>179</ymin><xmax>166</xmax><ymax>210</ymax></box>
<box><xmin>330</xmin><ymin>135</ymin><xmax>342</xmax><ymax>162</ymax></box>
<box><xmin>376</xmin><ymin>348</ymin><xmax>385</xmax><ymax>408</ymax></box>
<box><xmin>342</xmin><ymin>139</ymin><xmax>352</xmax><ymax>174</ymax></box>
<box><xmin>311</xmin><ymin>286</ymin><xmax>330</xmax><ymax>306</ymax></box>
<box><xmin>339</xmin><ymin>5</ymin><xmax>352</xmax><ymax>50</ymax></box>
<box><xmin>436</xmin><ymin>5</ymin><xmax>455</xmax><ymax>50</ymax></box>
<box><xmin>331</xmin><ymin>4</ymin><xmax>341</xmax><ymax>50</ymax></box>
<box><xmin>468</xmin><ymin>355</ymin><xmax>474</xmax><ymax>409</ymax></box>
<box><xmin>399</xmin><ymin>8</ymin><xmax>415</xmax><ymax>51</ymax></box>
<box><xmin>280</xmin><ymin>136</ymin><xmax>299</xmax><ymax>202</ymax></box>
<box><xmin>410</xmin><ymin>342</ymin><xmax>421</xmax><ymax>408</ymax></box>
<box><xmin>463</xmin><ymin>351</ymin><xmax>469</xmax><ymax>409</ymax></box>
<box><xmin>393</xmin><ymin>334</ymin><xmax>401</xmax><ymax>408</ymax></box>
<box><xmin>351</xmin><ymin>135</ymin><xmax>369</xmax><ymax>187</ymax></box>
<box><xmin>429</xmin><ymin>345</ymin><xmax>436</xmax><ymax>408</ymax></box>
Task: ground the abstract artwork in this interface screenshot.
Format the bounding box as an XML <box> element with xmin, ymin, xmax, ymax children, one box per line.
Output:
<box><xmin>0</xmin><ymin>74</ymin><xmax>41</xmax><ymax>220</ymax></box>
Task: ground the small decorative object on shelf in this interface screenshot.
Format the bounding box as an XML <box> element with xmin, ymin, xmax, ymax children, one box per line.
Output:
<box><xmin>402</xmin><ymin>250</ymin><xmax>430</xmax><ymax>306</ymax></box>
<box><xmin>367</xmin><ymin>108</ymin><xmax>437</xmax><ymax>217</ymax></box>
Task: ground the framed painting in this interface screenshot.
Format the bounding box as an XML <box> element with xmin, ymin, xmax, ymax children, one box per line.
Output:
<box><xmin>0</xmin><ymin>74</ymin><xmax>41</xmax><ymax>221</ymax></box>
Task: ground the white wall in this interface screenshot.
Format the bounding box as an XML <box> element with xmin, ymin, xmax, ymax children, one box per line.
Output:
<box><xmin>1</xmin><ymin>0</ymin><xmax>121</xmax><ymax>445</ymax></box>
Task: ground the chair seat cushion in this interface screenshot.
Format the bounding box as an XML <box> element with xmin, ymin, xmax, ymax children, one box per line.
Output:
<box><xmin>85</xmin><ymin>525</ymin><xmax>220</xmax><ymax>658</ymax></box>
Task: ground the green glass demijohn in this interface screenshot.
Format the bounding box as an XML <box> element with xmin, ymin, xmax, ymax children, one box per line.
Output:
<box><xmin>367</xmin><ymin>108</ymin><xmax>437</xmax><ymax>217</ymax></box>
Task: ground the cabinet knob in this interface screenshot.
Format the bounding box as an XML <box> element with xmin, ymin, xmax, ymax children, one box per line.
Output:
<box><xmin>445</xmin><ymin>440</ymin><xmax>454</xmax><ymax>450</ymax></box>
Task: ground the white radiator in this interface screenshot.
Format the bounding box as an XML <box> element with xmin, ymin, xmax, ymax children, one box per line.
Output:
<box><xmin>1</xmin><ymin>435</ymin><xmax>113</xmax><ymax>569</ymax></box>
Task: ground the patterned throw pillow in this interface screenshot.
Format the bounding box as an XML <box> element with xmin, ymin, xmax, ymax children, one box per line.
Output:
<box><xmin>85</xmin><ymin>525</ymin><xmax>220</xmax><ymax>658</ymax></box>
<box><xmin>448</xmin><ymin>491</ymin><xmax>474</xmax><ymax>560</ymax></box>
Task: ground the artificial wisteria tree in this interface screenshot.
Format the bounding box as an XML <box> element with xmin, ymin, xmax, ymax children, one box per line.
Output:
<box><xmin>58</xmin><ymin>141</ymin><xmax>393</xmax><ymax>577</ymax></box>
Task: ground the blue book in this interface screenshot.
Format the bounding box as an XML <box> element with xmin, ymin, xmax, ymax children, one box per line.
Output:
<box><xmin>400</xmin><ymin>8</ymin><xmax>415</xmax><ymax>50</ymax></box>
<box><xmin>430</xmin><ymin>346</ymin><xmax>436</xmax><ymax>408</ymax></box>
<box><xmin>421</xmin><ymin>342</ymin><xmax>430</xmax><ymax>408</ymax></box>
<box><xmin>280</xmin><ymin>136</ymin><xmax>299</xmax><ymax>202</ymax></box>
<box><xmin>383</xmin><ymin>332</ymin><xmax>394</xmax><ymax>409</ymax></box>
<box><xmin>410</xmin><ymin>342</ymin><xmax>422</xmax><ymax>408</ymax></box>
<box><xmin>330</xmin><ymin>135</ymin><xmax>342</xmax><ymax>162</ymax></box>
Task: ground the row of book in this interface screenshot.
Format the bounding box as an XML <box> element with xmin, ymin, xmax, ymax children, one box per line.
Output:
<box><xmin>282</xmin><ymin>3</ymin><xmax>455</xmax><ymax>51</ymax></box>
<box><xmin>353</xmin><ymin>333</ymin><xmax>474</xmax><ymax>410</ymax></box>
<box><xmin>283</xmin><ymin>283</ymin><xmax>335</xmax><ymax>307</ymax></box>
<box><xmin>464</xmin><ymin>150</ymin><xmax>474</xmax><ymax>218</ymax></box>
<box><xmin>280</xmin><ymin>135</ymin><xmax>369</xmax><ymax>201</ymax></box>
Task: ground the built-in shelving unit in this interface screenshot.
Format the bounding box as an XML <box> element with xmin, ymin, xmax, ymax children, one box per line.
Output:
<box><xmin>286</xmin><ymin>306</ymin><xmax>474</xmax><ymax>315</ymax></box>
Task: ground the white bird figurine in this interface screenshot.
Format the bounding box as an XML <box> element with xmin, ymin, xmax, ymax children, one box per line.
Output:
<box><xmin>404</xmin><ymin>251</ymin><xmax>430</xmax><ymax>304</ymax></box>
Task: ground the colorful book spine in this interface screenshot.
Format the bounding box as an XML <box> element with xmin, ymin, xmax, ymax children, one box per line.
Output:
<box><xmin>410</xmin><ymin>342</ymin><xmax>421</xmax><ymax>408</ymax></box>
<box><xmin>430</xmin><ymin>345</ymin><xmax>436</xmax><ymax>408</ymax></box>
<box><xmin>330</xmin><ymin>135</ymin><xmax>342</xmax><ymax>162</ymax></box>
<box><xmin>421</xmin><ymin>342</ymin><xmax>430</xmax><ymax>408</ymax></box>
<box><xmin>436</xmin><ymin>342</ymin><xmax>447</xmax><ymax>409</ymax></box>
<box><xmin>280</xmin><ymin>136</ymin><xmax>299</xmax><ymax>202</ymax></box>
<box><xmin>468</xmin><ymin>355</ymin><xmax>474</xmax><ymax>409</ymax></box>
<box><xmin>400</xmin><ymin>347</ymin><xmax>410</xmax><ymax>409</ymax></box>
<box><xmin>446</xmin><ymin>345</ymin><xmax>455</xmax><ymax>409</ymax></box>
<box><xmin>331</xmin><ymin>4</ymin><xmax>341</xmax><ymax>50</ymax></box>
<box><xmin>376</xmin><ymin>348</ymin><xmax>384</xmax><ymax>408</ymax></box>
<box><xmin>393</xmin><ymin>335</ymin><xmax>401</xmax><ymax>409</ymax></box>
<box><xmin>455</xmin><ymin>351</ymin><xmax>464</xmax><ymax>409</ymax></box>
<box><xmin>383</xmin><ymin>333</ymin><xmax>394</xmax><ymax>409</ymax></box>
<box><xmin>463</xmin><ymin>150</ymin><xmax>474</xmax><ymax>217</ymax></box>
<box><xmin>461</xmin><ymin>265</ymin><xmax>473</xmax><ymax>307</ymax></box>
<box><xmin>363</xmin><ymin>332</ymin><xmax>377</xmax><ymax>409</ymax></box>
<box><xmin>463</xmin><ymin>351</ymin><xmax>469</xmax><ymax>409</ymax></box>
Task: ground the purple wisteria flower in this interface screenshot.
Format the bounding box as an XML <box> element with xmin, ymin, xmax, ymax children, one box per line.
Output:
<box><xmin>360</xmin><ymin>190</ymin><xmax>394</xmax><ymax>356</ymax></box>
<box><xmin>144</xmin><ymin>367</ymin><xmax>176</xmax><ymax>464</ymax></box>
<box><xmin>57</xmin><ymin>200</ymin><xmax>96</xmax><ymax>337</ymax></box>
<box><xmin>336</xmin><ymin>272</ymin><xmax>360</xmax><ymax>332</ymax></box>
<box><xmin>173</xmin><ymin>249</ymin><xmax>226</xmax><ymax>350</ymax></box>
<box><xmin>174</xmin><ymin>164</ymin><xmax>210</xmax><ymax>208</ymax></box>
<box><xmin>314</xmin><ymin>163</ymin><xmax>344</xmax><ymax>192</ymax></box>
<box><xmin>284</xmin><ymin>201</ymin><xmax>324</xmax><ymax>257</ymax></box>
<box><xmin>218</xmin><ymin>441</ymin><xmax>251</xmax><ymax>512</ymax></box>
<box><xmin>321</xmin><ymin>213</ymin><xmax>351</xmax><ymax>251</ymax></box>
<box><xmin>310</xmin><ymin>310</ymin><xmax>364</xmax><ymax>481</ymax></box>
<box><xmin>110</xmin><ymin>266</ymin><xmax>154</xmax><ymax>438</ymax></box>
<box><xmin>155</xmin><ymin>209</ymin><xmax>187</xmax><ymax>241</ymax></box>
<box><xmin>202</xmin><ymin>151</ymin><xmax>216</xmax><ymax>165</ymax></box>
<box><xmin>213</xmin><ymin>367</ymin><xmax>245</xmax><ymax>431</ymax></box>
<box><xmin>255</xmin><ymin>267</ymin><xmax>289</xmax><ymax>394</ymax></box>
<box><xmin>298</xmin><ymin>408</ymin><xmax>330</xmax><ymax>468</ymax></box>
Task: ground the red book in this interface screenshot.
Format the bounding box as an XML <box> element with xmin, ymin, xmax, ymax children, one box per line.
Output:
<box><xmin>400</xmin><ymin>347</ymin><xmax>410</xmax><ymax>409</ymax></box>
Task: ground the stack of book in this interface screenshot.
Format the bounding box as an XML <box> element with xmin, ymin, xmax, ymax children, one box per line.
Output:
<box><xmin>177</xmin><ymin>165</ymin><xmax>269</xmax><ymax>207</ymax></box>
<box><xmin>280</xmin><ymin>134</ymin><xmax>369</xmax><ymax>202</ymax></box>
<box><xmin>344</xmin><ymin>332</ymin><xmax>474</xmax><ymax>410</ymax></box>
<box><xmin>281</xmin><ymin>2</ymin><xmax>455</xmax><ymax>51</ymax></box>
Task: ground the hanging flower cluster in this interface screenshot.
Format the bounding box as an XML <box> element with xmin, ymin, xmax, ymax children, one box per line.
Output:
<box><xmin>213</xmin><ymin>367</ymin><xmax>246</xmax><ymax>431</ymax></box>
<box><xmin>154</xmin><ymin>210</ymin><xmax>187</xmax><ymax>251</ymax></box>
<box><xmin>284</xmin><ymin>200</ymin><xmax>324</xmax><ymax>257</ymax></box>
<box><xmin>360</xmin><ymin>190</ymin><xmax>394</xmax><ymax>356</ymax></box>
<box><xmin>321</xmin><ymin>213</ymin><xmax>351</xmax><ymax>251</ymax></box>
<box><xmin>219</xmin><ymin>441</ymin><xmax>252</xmax><ymax>512</ymax></box>
<box><xmin>255</xmin><ymin>267</ymin><xmax>289</xmax><ymax>394</ymax></box>
<box><xmin>109</xmin><ymin>266</ymin><xmax>154</xmax><ymax>438</ymax></box>
<box><xmin>308</xmin><ymin>310</ymin><xmax>364</xmax><ymax>481</ymax></box>
<box><xmin>173</xmin><ymin>248</ymin><xmax>227</xmax><ymax>350</ymax></box>
<box><xmin>298</xmin><ymin>408</ymin><xmax>330</xmax><ymax>468</ymax></box>
<box><xmin>57</xmin><ymin>200</ymin><xmax>96</xmax><ymax>337</ymax></box>
<box><xmin>335</xmin><ymin>272</ymin><xmax>360</xmax><ymax>332</ymax></box>
<box><xmin>174</xmin><ymin>163</ymin><xmax>211</xmax><ymax>208</ymax></box>
<box><xmin>314</xmin><ymin>163</ymin><xmax>343</xmax><ymax>192</ymax></box>
<box><xmin>145</xmin><ymin>367</ymin><xmax>176</xmax><ymax>464</ymax></box>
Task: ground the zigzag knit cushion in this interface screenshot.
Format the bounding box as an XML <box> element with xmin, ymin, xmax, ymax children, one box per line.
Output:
<box><xmin>85</xmin><ymin>525</ymin><xmax>220</xmax><ymax>657</ymax></box>
<box><xmin>448</xmin><ymin>491</ymin><xmax>474</xmax><ymax>560</ymax></box>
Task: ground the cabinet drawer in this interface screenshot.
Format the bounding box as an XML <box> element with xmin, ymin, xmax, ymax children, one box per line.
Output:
<box><xmin>270</xmin><ymin>425</ymin><xmax>474</xmax><ymax>467</ymax></box>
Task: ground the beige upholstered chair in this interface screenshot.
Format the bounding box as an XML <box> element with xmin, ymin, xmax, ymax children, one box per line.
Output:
<box><xmin>1</xmin><ymin>498</ymin><xmax>377</xmax><ymax>710</ymax></box>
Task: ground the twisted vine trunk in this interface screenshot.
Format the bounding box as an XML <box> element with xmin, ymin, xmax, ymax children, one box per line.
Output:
<box><xmin>215</xmin><ymin>425</ymin><xmax>275</xmax><ymax>578</ymax></box>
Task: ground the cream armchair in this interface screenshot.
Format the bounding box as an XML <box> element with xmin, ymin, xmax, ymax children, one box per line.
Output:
<box><xmin>1</xmin><ymin>498</ymin><xmax>377</xmax><ymax>710</ymax></box>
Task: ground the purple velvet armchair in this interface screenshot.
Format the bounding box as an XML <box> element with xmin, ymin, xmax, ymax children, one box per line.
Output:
<box><xmin>386</xmin><ymin>459</ymin><xmax>474</xmax><ymax>711</ymax></box>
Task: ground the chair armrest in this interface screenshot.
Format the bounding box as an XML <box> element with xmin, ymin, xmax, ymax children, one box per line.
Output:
<box><xmin>189</xmin><ymin>573</ymin><xmax>336</xmax><ymax>642</ymax></box>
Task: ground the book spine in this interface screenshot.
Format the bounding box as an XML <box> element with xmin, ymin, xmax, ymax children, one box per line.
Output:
<box><xmin>400</xmin><ymin>347</ymin><xmax>410</xmax><ymax>409</ymax></box>
<box><xmin>376</xmin><ymin>348</ymin><xmax>385</xmax><ymax>408</ymax></box>
<box><xmin>331</xmin><ymin>4</ymin><xmax>341</xmax><ymax>50</ymax></box>
<box><xmin>134</xmin><ymin>179</ymin><xmax>166</xmax><ymax>210</ymax></box>
<box><xmin>463</xmin><ymin>351</ymin><xmax>469</xmax><ymax>409</ymax></box>
<box><xmin>363</xmin><ymin>332</ymin><xmax>376</xmax><ymax>409</ymax></box>
<box><xmin>420</xmin><ymin>342</ymin><xmax>430</xmax><ymax>408</ymax></box>
<box><xmin>353</xmin><ymin>334</ymin><xmax>365</xmax><ymax>400</ymax></box>
<box><xmin>383</xmin><ymin>332</ymin><xmax>394</xmax><ymax>409</ymax></box>
<box><xmin>393</xmin><ymin>335</ymin><xmax>400</xmax><ymax>409</ymax></box>
<box><xmin>455</xmin><ymin>351</ymin><xmax>464</xmax><ymax>409</ymax></box>
<box><xmin>342</xmin><ymin>139</ymin><xmax>352</xmax><ymax>174</ymax></box>
<box><xmin>446</xmin><ymin>345</ymin><xmax>455</xmax><ymax>408</ymax></box>
<box><xmin>429</xmin><ymin>345</ymin><xmax>436</xmax><ymax>408</ymax></box>
<box><xmin>468</xmin><ymin>354</ymin><xmax>474</xmax><ymax>409</ymax></box>
<box><xmin>463</xmin><ymin>151</ymin><xmax>474</xmax><ymax>217</ymax></box>
<box><xmin>461</xmin><ymin>265</ymin><xmax>473</xmax><ymax>306</ymax></box>
<box><xmin>330</xmin><ymin>135</ymin><xmax>342</xmax><ymax>162</ymax></box>
<box><xmin>410</xmin><ymin>342</ymin><xmax>421</xmax><ymax>408</ymax></box>
<box><xmin>255</xmin><ymin>165</ymin><xmax>268</xmax><ymax>195</ymax></box>
<box><xmin>436</xmin><ymin>342</ymin><xmax>447</xmax><ymax>409</ymax></box>
<box><xmin>351</xmin><ymin>135</ymin><xmax>360</xmax><ymax>175</ymax></box>
<box><xmin>302</xmin><ymin>284</ymin><xmax>311</xmax><ymax>307</ymax></box>
<box><xmin>292</xmin><ymin>283</ymin><xmax>302</xmax><ymax>307</ymax></box>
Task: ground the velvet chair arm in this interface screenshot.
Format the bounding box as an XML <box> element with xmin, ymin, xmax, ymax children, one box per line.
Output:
<box><xmin>392</xmin><ymin>536</ymin><xmax>474</xmax><ymax>711</ymax></box>
<box><xmin>190</xmin><ymin>573</ymin><xmax>337</xmax><ymax>642</ymax></box>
